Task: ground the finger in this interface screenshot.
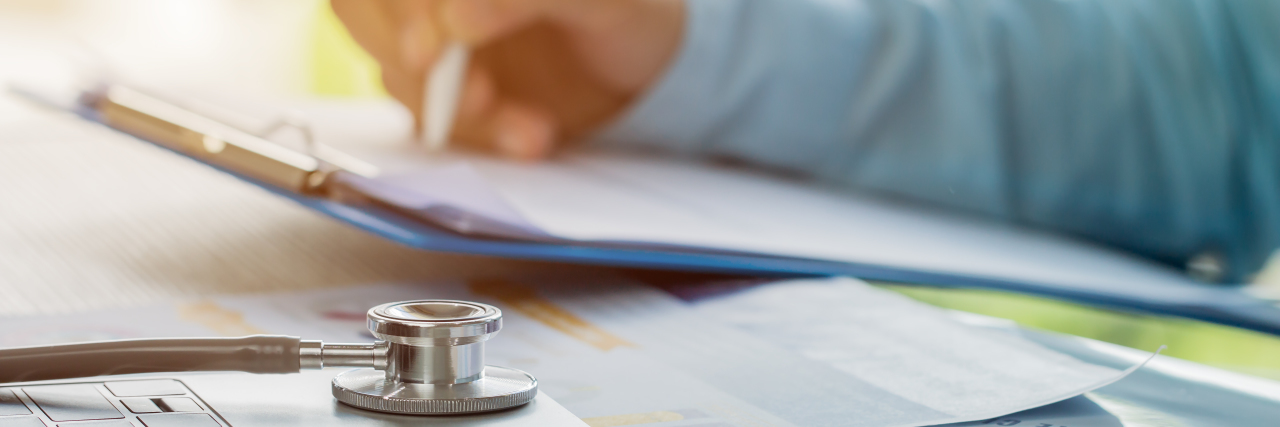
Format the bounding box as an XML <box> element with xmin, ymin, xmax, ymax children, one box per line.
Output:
<box><xmin>387</xmin><ymin>0</ymin><xmax>442</xmax><ymax>75</ymax></box>
<box><xmin>451</xmin><ymin>69</ymin><xmax>556</xmax><ymax>161</ymax></box>
<box><xmin>330</xmin><ymin>0</ymin><xmax>402</xmax><ymax>67</ymax></box>
<box><xmin>456</xmin><ymin>66</ymin><xmax>497</xmax><ymax>123</ymax></box>
<box><xmin>491</xmin><ymin>101</ymin><xmax>557</xmax><ymax>161</ymax></box>
<box><xmin>380</xmin><ymin>66</ymin><xmax>424</xmax><ymax>135</ymax></box>
<box><xmin>439</xmin><ymin>0</ymin><xmax>607</xmax><ymax>45</ymax></box>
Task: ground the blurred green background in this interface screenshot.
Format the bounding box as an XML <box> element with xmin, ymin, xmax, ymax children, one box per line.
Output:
<box><xmin>880</xmin><ymin>284</ymin><xmax>1280</xmax><ymax>380</ymax></box>
<box><xmin>308</xmin><ymin>4</ymin><xmax>383</xmax><ymax>98</ymax></box>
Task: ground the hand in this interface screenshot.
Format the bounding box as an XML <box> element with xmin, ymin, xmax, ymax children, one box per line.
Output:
<box><xmin>331</xmin><ymin>0</ymin><xmax>685</xmax><ymax>161</ymax></box>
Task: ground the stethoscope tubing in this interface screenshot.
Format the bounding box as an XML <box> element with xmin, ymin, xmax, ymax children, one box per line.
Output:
<box><xmin>0</xmin><ymin>335</ymin><xmax>304</xmax><ymax>383</ymax></box>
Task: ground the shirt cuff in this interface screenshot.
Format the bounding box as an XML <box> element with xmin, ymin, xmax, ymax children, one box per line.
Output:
<box><xmin>587</xmin><ymin>0</ymin><xmax>742</xmax><ymax>153</ymax></box>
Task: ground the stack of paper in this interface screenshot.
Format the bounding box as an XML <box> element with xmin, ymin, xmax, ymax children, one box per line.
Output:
<box><xmin>0</xmin><ymin>275</ymin><xmax>1151</xmax><ymax>427</ymax></box>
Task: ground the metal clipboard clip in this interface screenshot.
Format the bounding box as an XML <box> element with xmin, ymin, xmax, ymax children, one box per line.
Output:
<box><xmin>74</xmin><ymin>84</ymin><xmax>551</xmax><ymax>241</ymax></box>
<box><xmin>85</xmin><ymin>84</ymin><xmax>379</xmax><ymax>196</ymax></box>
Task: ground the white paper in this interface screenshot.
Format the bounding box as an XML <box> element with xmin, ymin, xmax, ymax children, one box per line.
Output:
<box><xmin>300</xmin><ymin>100</ymin><xmax>1218</xmax><ymax>307</ymax></box>
<box><xmin>688</xmin><ymin>277</ymin><xmax>1157</xmax><ymax>425</ymax></box>
<box><xmin>506</xmin><ymin>153</ymin><xmax>1199</xmax><ymax>294</ymax></box>
<box><xmin>106</xmin><ymin>95</ymin><xmax>1230</xmax><ymax>313</ymax></box>
<box><xmin>0</xmin><ymin>276</ymin><xmax>1151</xmax><ymax>427</ymax></box>
<box><xmin>333</xmin><ymin>164</ymin><xmax>550</xmax><ymax>238</ymax></box>
<box><xmin>933</xmin><ymin>394</ymin><xmax>1125</xmax><ymax>427</ymax></box>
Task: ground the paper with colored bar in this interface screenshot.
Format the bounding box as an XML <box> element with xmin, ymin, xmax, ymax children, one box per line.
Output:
<box><xmin>0</xmin><ymin>276</ymin><xmax>1153</xmax><ymax>427</ymax></box>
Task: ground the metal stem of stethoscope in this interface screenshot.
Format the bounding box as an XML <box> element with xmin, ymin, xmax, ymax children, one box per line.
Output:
<box><xmin>0</xmin><ymin>300</ymin><xmax>537</xmax><ymax>415</ymax></box>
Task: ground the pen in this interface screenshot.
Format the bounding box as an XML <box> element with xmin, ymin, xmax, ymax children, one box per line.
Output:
<box><xmin>421</xmin><ymin>41</ymin><xmax>469</xmax><ymax>150</ymax></box>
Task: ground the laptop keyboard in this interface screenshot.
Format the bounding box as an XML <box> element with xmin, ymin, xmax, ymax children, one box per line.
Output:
<box><xmin>0</xmin><ymin>380</ymin><xmax>224</xmax><ymax>427</ymax></box>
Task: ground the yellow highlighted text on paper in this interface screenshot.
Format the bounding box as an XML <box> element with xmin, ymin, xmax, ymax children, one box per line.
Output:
<box><xmin>582</xmin><ymin>411</ymin><xmax>685</xmax><ymax>427</ymax></box>
<box><xmin>470</xmin><ymin>279</ymin><xmax>635</xmax><ymax>352</ymax></box>
<box><xmin>177</xmin><ymin>301</ymin><xmax>267</xmax><ymax>337</ymax></box>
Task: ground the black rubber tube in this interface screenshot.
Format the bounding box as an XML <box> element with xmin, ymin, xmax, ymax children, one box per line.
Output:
<box><xmin>0</xmin><ymin>335</ymin><xmax>302</xmax><ymax>383</ymax></box>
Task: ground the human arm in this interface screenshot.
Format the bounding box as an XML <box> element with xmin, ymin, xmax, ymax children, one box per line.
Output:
<box><xmin>596</xmin><ymin>0</ymin><xmax>1280</xmax><ymax>281</ymax></box>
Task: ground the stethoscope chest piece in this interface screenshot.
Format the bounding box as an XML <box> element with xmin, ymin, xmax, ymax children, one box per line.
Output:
<box><xmin>331</xmin><ymin>300</ymin><xmax>537</xmax><ymax>415</ymax></box>
<box><xmin>332</xmin><ymin>367</ymin><xmax>537</xmax><ymax>415</ymax></box>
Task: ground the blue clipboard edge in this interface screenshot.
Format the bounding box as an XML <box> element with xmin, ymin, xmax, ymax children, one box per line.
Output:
<box><xmin>83</xmin><ymin>112</ymin><xmax>1280</xmax><ymax>337</ymax></box>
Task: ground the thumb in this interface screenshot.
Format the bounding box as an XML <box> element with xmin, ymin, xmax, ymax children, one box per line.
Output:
<box><xmin>393</xmin><ymin>0</ymin><xmax>442</xmax><ymax>75</ymax></box>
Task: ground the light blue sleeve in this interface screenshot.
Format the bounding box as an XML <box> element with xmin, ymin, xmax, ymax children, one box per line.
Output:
<box><xmin>592</xmin><ymin>0</ymin><xmax>1280</xmax><ymax>282</ymax></box>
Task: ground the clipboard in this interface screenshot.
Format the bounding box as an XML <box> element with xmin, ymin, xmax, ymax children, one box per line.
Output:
<box><xmin>80</xmin><ymin>84</ymin><xmax>1280</xmax><ymax>337</ymax></box>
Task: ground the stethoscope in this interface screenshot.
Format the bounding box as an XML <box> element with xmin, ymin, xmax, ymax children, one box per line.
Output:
<box><xmin>0</xmin><ymin>300</ymin><xmax>536</xmax><ymax>415</ymax></box>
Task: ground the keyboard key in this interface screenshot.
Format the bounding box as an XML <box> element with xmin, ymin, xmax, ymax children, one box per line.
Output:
<box><xmin>155</xmin><ymin>398</ymin><xmax>200</xmax><ymax>413</ymax></box>
<box><xmin>136</xmin><ymin>414</ymin><xmax>219</xmax><ymax>427</ymax></box>
<box><xmin>57</xmin><ymin>421</ymin><xmax>133</xmax><ymax>427</ymax></box>
<box><xmin>23</xmin><ymin>385</ymin><xmax>122</xmax><ymax>422</ymax></box>
<box><xmin>103</xmin><ymin>381</ymin><xmax>186</xmax><ymax>398</ymax></box>
<box><xmin>0</xmin><ymin>417</ymin><xmax>45</xmax><ymax>427</ymax></box>
<box><xmin>120</xmin><ymin>399</ymin><xmax>161</xmax><ymax>414</ymax></box>
<box><xmin>0</xmin><ymin>389</ymin><xmax>31</xmax><ymax>416</ymax></box>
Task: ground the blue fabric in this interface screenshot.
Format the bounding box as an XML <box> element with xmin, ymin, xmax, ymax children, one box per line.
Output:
<box><xmin>594</xmin><ymin>0</ymin><xmax>1280</xmax><ymax>282</ymax></box>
